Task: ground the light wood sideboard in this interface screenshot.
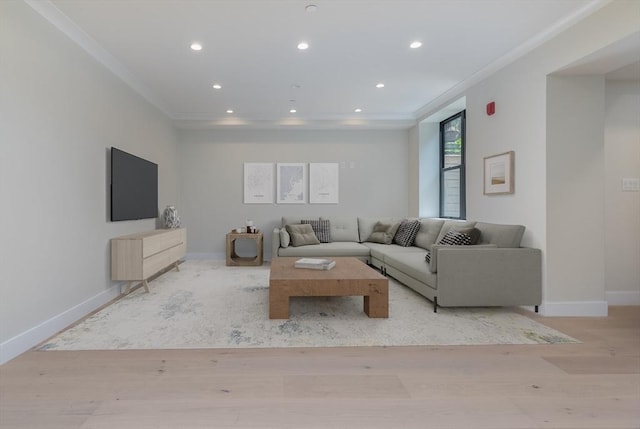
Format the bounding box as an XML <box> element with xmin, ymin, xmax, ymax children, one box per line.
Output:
<box><xmin>111</xmin><ymin>228</ymin><xmax>186</xmax><ymax>293</ymax></box>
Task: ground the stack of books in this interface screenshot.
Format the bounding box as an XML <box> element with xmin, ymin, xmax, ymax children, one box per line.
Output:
<box><xmin>294</xmin><ymin>258</ymin><xmax>336</xmax><ymax>270</ymax></box>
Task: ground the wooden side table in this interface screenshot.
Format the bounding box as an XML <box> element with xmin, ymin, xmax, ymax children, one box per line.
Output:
<box><xmin>226</xmin><ymin>232</ymin><xmax>264</xmax><ymax>266</ymax></box>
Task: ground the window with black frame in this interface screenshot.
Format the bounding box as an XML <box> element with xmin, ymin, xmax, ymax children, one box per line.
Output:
<box><xmin>440</xmin><ymin>111</ymin><xmax>466</xmax><ymax>219</ymax></box>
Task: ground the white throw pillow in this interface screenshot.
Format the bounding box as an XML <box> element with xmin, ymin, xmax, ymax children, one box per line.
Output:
<box><xmin>280</xmin><ymin>228</ymin><xmax>290</xmax><ymax>248</ymax></box>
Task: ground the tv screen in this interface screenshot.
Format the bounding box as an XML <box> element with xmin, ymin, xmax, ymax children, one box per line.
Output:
<box><xmin>110</xmin><ymin>147</ymin><xmax>158</xmax><ymax>221</ymax></box>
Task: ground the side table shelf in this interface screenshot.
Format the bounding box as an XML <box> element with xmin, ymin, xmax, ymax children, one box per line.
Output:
<box><xmin>226</xmin><ymin>232</ymin><xmax>263</xmax><ymax>266</ymax></box>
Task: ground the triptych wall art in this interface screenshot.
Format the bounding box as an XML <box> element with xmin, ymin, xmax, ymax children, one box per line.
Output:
<box><xmin>244</xmin><ymin>163</ymin><xmax>339</xmax><ymax>204</ymax></box>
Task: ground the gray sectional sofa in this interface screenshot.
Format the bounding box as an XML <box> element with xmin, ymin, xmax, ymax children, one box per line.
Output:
<box><xmin>272</xmin><ymin>216</ymin><xmax>541</xmax><ymax>312</ymax></box>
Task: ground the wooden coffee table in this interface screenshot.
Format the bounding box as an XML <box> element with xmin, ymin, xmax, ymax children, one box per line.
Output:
<box><xmin>269</xmin><ymin>257</ymin><xmax>388</xmax><ymax>319</ymax></box>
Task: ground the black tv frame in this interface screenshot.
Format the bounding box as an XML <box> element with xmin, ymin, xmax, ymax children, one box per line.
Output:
<box><xmin>110</xmin><ymin>147</ymin><xmax>158</xmax><ymax>222</ymax></box>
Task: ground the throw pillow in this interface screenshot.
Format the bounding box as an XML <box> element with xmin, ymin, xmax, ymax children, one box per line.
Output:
<box><xmin>285</xmin><ymin>224</ymin><xmax>320</xmax><ymax>247</ymax></box>
<box><xmin>301</xmin><ymin>219</ymin><xmax>331</xmax><ymax>243</ymax></box>
<box><xmin>280</xmin><ymin>228</ymin><xmax>291</xmax><ymax>248</ymax></box>
<box><xmin>425</xmin><ymin>228</ymin><xmax>480</xmax><ymax>265</ymax></box>
<box><xmin>366</xmin><ymin>221</ymin><xmax>400</xmax><ymax>244</ymax></box>
<box><xmin>393</xmin><ymin>219</ymin><xmax>421</xmax><ymax>247</ymax></box>
<box><xmin>451</xmin><ymin>227</ymin><xmax>481</xmax><ymax>245</ymax></box>
<box><xmin>439</xmin><ymin>229</ymin><xmax>474</xmax><ymax>246</ymax></box>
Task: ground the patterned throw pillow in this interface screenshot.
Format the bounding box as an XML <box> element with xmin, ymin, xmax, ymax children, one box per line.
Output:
<box><xmin>438</xmin><ymin>230</ymin><xmax>474</xmax><ymax>246</ymax></box>
<box><xmin>425</xmin><ymin>229</ymin><xmax>478</xmax><ymax>264</ymax></box>
<box><xmin>301</xmin><ymin>219</ymin><xmax>331</xmax><ymax>243</ymax></box>
<box><xmin>393</xmin><ymin>219</ymin><xmax>421</xmax><ymax>247</ymax></box>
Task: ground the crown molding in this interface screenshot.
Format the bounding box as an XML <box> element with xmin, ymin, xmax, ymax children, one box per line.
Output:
<box><xmin>173</xmin><ymin>118</ymin><xmax>417</xmax><ymax>131</ymax></box>
<box><xmin>414</xmin><ymin>0</ymin><xmax>611</xmax><ymax>121</ymax></box>
<box><xmin>24</xmin><ymin>0</ymin><xmax>174</xmax><ymax>118</ymax></box>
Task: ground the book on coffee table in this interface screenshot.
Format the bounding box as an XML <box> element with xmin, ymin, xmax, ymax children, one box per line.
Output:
<box><xmin>294</xmin><ymin>258</ymin><xmax>336</xmax><ymax>270</ymax></box>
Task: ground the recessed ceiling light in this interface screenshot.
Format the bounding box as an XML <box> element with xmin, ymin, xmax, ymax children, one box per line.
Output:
<box><xmin>297</xmin><ymin>42</ymin><xmax>309</xmax><ymax>50</ymax></box>
<box><xmin>409</xmin><ymin>41</ymin><xmax>422</xmax><ymax>49</ymax></box>
<box><xmin>354</xmin><ymin>108</ymin><xmax>362</xmax><ymax>113</ymax></box>
<box><xmin>305</xmin><ymin>4</ymin><xmax>318</xmax><ymax>13</ymax></box>
<box><xmin>190</xmin><ymin>42</ymin><xmax>202</xmax><ymax>51</ymax></box>
<box><xmin>376</xmin><ymin>83</ymin><xmax>385</xmax><ymax>88</ymax></box>
<box><xmin>226</xmin><ymin>109</ymin><xmax>233</xmax><ymax>114</ymax></box>
<box><xmin>212</xmin><ymin>84</ymin><xmax>222</xmax><ymax>89</ymax></box>
<box><xmin>290</xmin><ymin>109</ymin><xmax>297</xmax><ymax>113</ymax></box>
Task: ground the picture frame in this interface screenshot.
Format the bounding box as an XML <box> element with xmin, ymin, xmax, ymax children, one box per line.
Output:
<box><xmin>309</xmin><ymin>163</ymin><xmax>339</xmax><ymax>204</ymax></box>
<box><xmin>484</xmin><ymin>151</ymin><xmax>514</xmax><ymax>195</ymax></box>
<box><xmin>243</xmin><ymin>163</ymin><xmax>274</xmax><ymax>204</ymax></box>
<box><xmin>276</xmin><ymin>163</ymin><xmax>307</xmax><ymax>204</ymax></box>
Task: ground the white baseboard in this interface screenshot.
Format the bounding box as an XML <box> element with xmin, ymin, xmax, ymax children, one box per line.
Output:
<box><xmin>186</xmin><ymin>252</ymin><xmax>225</xmax><ymax>260</ymax></box>
<box><xmin>0</xmin><ymin>284</ymin><xmax>122</xmax><ymax>365</ymax></box>
<box><xmin>541</xmin><ymin>300</ymin><xmax>609</xmax><ymax>317</ymax></box>
<box><xmin>186</xmin><ymin>253</ymin><xmax>273</xmax><ymax>262</ymax></box>
<box><xmin>606</xmin><ymin>290</ymin><xmax>640</xmax><ymax>305</ymax></box>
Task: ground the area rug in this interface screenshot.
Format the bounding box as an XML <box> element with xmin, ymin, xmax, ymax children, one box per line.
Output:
<box><xmin>39</xmin><ymin>260</ymin><xmax>578</xmax><ymax>351</ymax></box>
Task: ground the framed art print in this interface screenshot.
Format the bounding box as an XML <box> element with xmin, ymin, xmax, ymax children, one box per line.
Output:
<box><xmin>484</xmin><ymin>151</ymin><xmax>514</xmax><ymax>195</ymax></box>
<box><xmin>276</xmin><ymin>163</ymin><xmax>307</xmax><ymax>204</ymax></box>
<box><xmin>243</xmin><ymin>163</ymin><xmax>274</xmax><ymax>203</ymax></box>
<box><xmin>309</xmin><ymin>163</ymin><xmax>339</xmax><ymax>204</ymax></box>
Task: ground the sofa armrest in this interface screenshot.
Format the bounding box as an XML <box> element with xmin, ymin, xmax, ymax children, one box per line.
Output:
<box><xmin>271</xmin><ymin>227</ymin><xmax>282</xmax><ymax>258</ymax></box>
<box><xmin>429</xmin><ymin>244</ymin><xmax>497</xmax><ymax>273</ymax></box>
<box><xmin>436</xmin><ymin>246</ymin><xmax>542</xmax><ymax>307</ymax></box>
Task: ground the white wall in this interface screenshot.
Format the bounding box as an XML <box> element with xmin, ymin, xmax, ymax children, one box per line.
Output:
<box><xmin>178</xmin><ymin>129</ymin><xmax>409</xmax><ymax>258</ymax></box>
<box><xmin>417</xmin><ymin>122</ymin><xmax>440</xmax><ymax>217</ymax></box>
<box><xmin>605</xmin><ymin>80</ymin><xmax>640</xmax><ymax>303</ymax></box>
<box><xmin>546</xmin><ymin>76</ymin><xmax>606</xmax><ymax>306</ymax></box>
<box><xmin>0</xmin><ymin>1</ymin><xmax>179</xmax><ymax>363</ymax></box>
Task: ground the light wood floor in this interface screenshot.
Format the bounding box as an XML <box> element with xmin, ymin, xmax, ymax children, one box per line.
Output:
<box><xmin>1</xmin><ymin>306</ymin><xmax>638</xmax><ymax>429</ymax></box>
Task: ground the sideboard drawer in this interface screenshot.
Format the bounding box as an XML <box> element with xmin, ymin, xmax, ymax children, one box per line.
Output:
<box><xmin>143</xmin><ymin>228</ymin><xmax>185</xmax><ymax>258</ymax></box>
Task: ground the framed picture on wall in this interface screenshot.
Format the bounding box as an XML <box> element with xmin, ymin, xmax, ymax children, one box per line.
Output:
<box><xmin>276</xmin><ymin>163</ymin><xmax>307</xmax><ymax>204</ymax></box>
<box><xmin>309</xmin><ymin>163</ymin><xmax>339</xmax><ymax>204</ymax></box>
<box><xmin>484</xmin><ymin>151</ymin><xmax>514</xmax><ymax>195</ymax></box>
<box><xmin>243</xmin><ymin>163</ymin><xmax>274</xmax><ymax>204</ymax></box>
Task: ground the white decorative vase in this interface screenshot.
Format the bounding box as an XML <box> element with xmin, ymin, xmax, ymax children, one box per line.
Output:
<box><xmin>163</xmin><ymin>205</ymin><xmax>181</xmax><ymax>229</ymax></box>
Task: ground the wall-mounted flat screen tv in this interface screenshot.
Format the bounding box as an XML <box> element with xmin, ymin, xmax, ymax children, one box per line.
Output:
<box><xmin>110</xmin><ymin>147</ymin><xmax>158</xmax><ymax>221</ymax></box>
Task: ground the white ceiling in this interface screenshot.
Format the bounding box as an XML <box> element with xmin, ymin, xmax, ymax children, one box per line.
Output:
<box><xmin>31</xmin><ymin>0</ymin><xmax>610</xmax><ymax>129</ymax></box>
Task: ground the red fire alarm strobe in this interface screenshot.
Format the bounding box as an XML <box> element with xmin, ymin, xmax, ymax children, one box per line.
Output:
<box><xmin>486</xmin><ymin>101</ymin><xmax>495</xmax><ymax>116</ymax></box>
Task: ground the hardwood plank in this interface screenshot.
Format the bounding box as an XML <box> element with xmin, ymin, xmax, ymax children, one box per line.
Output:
<box><xmin>1</xmin><ymin>306</ymin><xmax>638</xmax><ymax>429</ymax></box>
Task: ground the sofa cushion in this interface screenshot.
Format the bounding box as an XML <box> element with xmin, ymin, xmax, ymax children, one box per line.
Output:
<box><xmin>302</xmin><ymin>219</ymin><xmax>331</xmax><ymax>243</ymax></box>
<box><xmin>357</xmin><ymin>217</ymin><xmax>401</xmax><ymax>243</ymax></box>
<box><xmin>320</xmin><ymin>216</ymin><xmax>359</xmax><ymax>242</ymax></box>
<box><xmin>366</xmin><ymin>221</ymin><xmax>400</xmax><ymax>244</ymax></box>
<box><xmin>281</xmin><ymin>216</ymin><xmax>301</xmax><ymax>227</ymax></box>
<box><xmin>393</xmin><ymin>219</ymin><xmax>421</xmax><ymax>247</ymax></box>
<box><xmin>279</xmin><ymin>242</ymin><xmax>370</xmax><ymax>258</ymax></box>
<box><xmin>475</xmin><ymin>222</ymin><xmax>525</xmax><ymax>248</ymax></box>
<box><xmin>285</xmin><ymin>224</ymin><xmax>320</xmax><ymax>247</ymax></box>
<box><xmin>413</xmin><ymin>218</ymin><xmax>445</xmax><ymax>250</ymax></box>
<box><xmin>280</xmin><ymin>228</ymin><xmax>291</xmax><ymax>248</ymax></box>
<box><xmin>363</xmin><ymin>242</ymin><xmax>425</xmax><ymax>262</ymax></box>
<box><xmin>384</xmin><ymin>251</ymin><xmax>436</xmax><ymax>287</ymax></box>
